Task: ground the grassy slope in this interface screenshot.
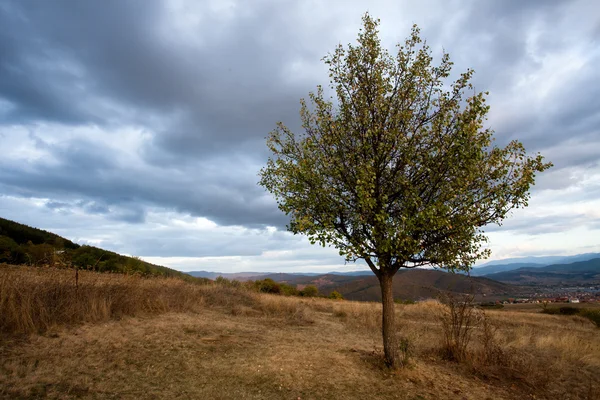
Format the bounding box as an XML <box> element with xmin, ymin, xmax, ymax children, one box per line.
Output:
<box><xmin>1</xmin><ymin>265</ymin><xmax>599</xmax><ymax>400</ymax></box>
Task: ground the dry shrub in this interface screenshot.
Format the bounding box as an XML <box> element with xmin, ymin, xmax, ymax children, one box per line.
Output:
<box><xmin>437</xmin><ymin>293</ymin><xmax>483</xmax><ymax>362</ymax></box>
<box><xmin>0</xmin><ymin>265</ymin><xmax>208</xmax><ymax>334</ymax></box>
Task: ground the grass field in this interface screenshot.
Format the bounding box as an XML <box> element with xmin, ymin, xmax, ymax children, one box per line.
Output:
<box><xmin>1</xmin><ymin>265</ymin><xmax>599</xmax><ymax>399</ymax></box>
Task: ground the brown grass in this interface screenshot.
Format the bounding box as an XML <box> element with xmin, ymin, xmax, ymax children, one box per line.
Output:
<box><xmin>0</xmin><ymin>264</ymin><xmax>209</xmax><ymax>334</ymax></box>
<box><xmin>1</xmin><ymin>264</ymin><xmax>599</xmax><ymax>400</ymax></box>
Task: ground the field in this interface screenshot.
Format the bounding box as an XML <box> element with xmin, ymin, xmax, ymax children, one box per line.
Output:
<box><xmin>1</xmin><ymin>265</ymin><xmax>599</xmax><ymax>399</ymax></box>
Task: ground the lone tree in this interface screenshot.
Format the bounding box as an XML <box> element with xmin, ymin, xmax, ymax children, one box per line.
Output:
<box><xmin>259</xmin><ymin>14</ymin><xmax>551</xmax><ymax>367</ymax></box>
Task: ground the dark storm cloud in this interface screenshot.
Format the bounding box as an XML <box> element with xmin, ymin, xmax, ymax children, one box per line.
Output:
<box><xmin>0</xmin><ymin>0</ymin><xmax>598</xmax><ymax>235</ymax></box>
<box><xmin>0</xmin><ymin>0</ymin><xmax>328</xmax><ymax>153</ymax></box>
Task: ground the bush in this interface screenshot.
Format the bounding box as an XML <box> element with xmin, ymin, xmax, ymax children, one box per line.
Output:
<box><xmin>558</xmin><ymin>306</ymin><xmax>579</xmax><ymax>315</ymax></box>
<box><xmin>438</xmin><ymin>293</ymin><xmax>483</xmax><ymax>362</ymax></box>
<box><xmin>579</xmin><ymin>309</ymin><xmax>600</xmax><ymax>327</ymax></box>
<box><xmin>300</xmin><ymin>285</ymin><xmax>318</xmax><ymax>297</ymax></box>
<box><xmin>541</xmin><ymin>306</ymin><xmax>600</xmax><ymax>328</ymax></box>
<box><xmin>254</xmin><ymin>278</ymin><xmax>282</xmax><ymax>294</ymax></box>
<box><xmin>279</xmin><ymin>282</ymin><xmax>299</xmax><ymax>296</ymax></box>
<box><xmin>394</xmin><ymin>298</ymin><xmax>415</xmax><ymax>305</ymax></box>
<box><xmin>329</xmin><ymin>291</ymin><xmax>343</xmax><ymax>300</ymax></box>
<box><xmin>541</xmin><ymin>306</ymin><xmax>579</xmax><ymax>316</ymax></box>
<box><xmin>479</xmin><ymin>302</ymin><xmax>504</xmax><ymax>309</ymax></box>
<box><xmin>0</xmin><ymin>235</ymin><xmax>26</xmax><ymax>264</ymax></box>
<box><xmin>397</xmin><ymin>336</ymin><xmax>413</xmax><ymax>366</ymax></box>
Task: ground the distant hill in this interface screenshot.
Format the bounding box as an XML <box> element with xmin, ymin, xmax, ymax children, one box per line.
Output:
<box><xmin>261</xmin><ymin>269</ymin><xmax>521</xmax><ymax>302</ymax></box>
<box><xmin>470</xmin><ymin>262</ymin><xmax>544</xmax><ymax>276</ymax></box>
<box><xmin>187</xmin><ymin>270</ymin><xmax>373</xmax><ymax>280</ymax></box>
<box><xmin>471</xmin><ymin>253</ymin><xmax>600</xmax><ymax>276</ymax></box>
<box><xmin>0</xmin><ymin>217</ymin><xmax>203</xmax><ymax>282</ymax></box>
<box><xmin>187</xmin><ymin>271</ymin><xmax>269</xmax><ymax>280</ymax></box>
<box><xmin>325</xmin><ymin>270</ymin><xmax>372</xmax><ymax>276</ymax></box>
<box><xmin>483</xmin><ymin>258</ymin><xmax>600</xmax><ymax>285</ymax></box>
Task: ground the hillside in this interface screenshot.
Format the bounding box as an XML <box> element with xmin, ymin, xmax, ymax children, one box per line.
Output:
<box><xmin>0</xmin><ymin>217</ymin><xmax>80</xmax><ymax>250</ymax></box>
<box><xmin>264</xmin><ymin>269</ymin><xmax>521</xmax><ymax>301</ymax></box>
<box><xmin>484</xmin><ymin>258</ymin><xmax>600</xmax><ymax>285</ymax></box>
<box><xmin>0</xmin><ymin>217</ymin><xmax>201</xmax><ymax>281</ymax></box>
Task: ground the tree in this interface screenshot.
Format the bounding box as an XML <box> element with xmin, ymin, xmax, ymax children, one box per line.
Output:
<box><xmin>258</xmin><ymin>14</ymin><xmax>551</xmax><ymax>368</ymax></box>
<box><xmin>300</xmin><ymin>285</ymin><xmax>319</xmax><ymax>297</ymax></box>
<box><xmin>329</xmin><ymin>290</ymin><xmax>344</xmax><ymax>300</ymax></box>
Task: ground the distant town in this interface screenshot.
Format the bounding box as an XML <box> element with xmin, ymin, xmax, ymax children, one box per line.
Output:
<box><xmin>496</xmin><ymin>286</ymin><xmax>600</xmax><ymax>304</ymax></box>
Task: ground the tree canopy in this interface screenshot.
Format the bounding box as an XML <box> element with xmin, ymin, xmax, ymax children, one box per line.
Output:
<box><xmin>259</xmin><ymin>15</ymin><xmax>551</xmax><ymax>277</ymax></box>
<box><xmin>259</xmin><ymin>14</ymin><xmax>551</xmax><ymax>367</ymax></box>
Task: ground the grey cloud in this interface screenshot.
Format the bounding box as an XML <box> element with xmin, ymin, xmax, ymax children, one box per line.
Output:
<box><xmin>485</xmin><ymin>213</ymin><xmax>599</xmax><ymax>236</ymax></box>
<box><xmin>80</xmin><ymin>201</ymin><xmax>110</xmax><ymax>215</ymax></box>
<box><xmin>0</xmin><ymin>0</ymin><xmax>598</xmax><ymax>243</ymax></box>
<box><xmin>0</xmin><ymin>133</ymin><xmax>287</xmax><ymax>227</ymax></box>
<box><xmin>45</xmin><ymin>201</ymin><xmax>69</xmax><ymax>210</ymax></box>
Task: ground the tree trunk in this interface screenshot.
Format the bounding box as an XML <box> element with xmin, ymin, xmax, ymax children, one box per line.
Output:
<box><xmin>379</xmin><ymin>272</ymin><xmax>397</xmax><ymax>368</ymax></box>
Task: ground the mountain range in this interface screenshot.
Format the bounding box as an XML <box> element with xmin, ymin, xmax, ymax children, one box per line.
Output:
<box><xmin>482</xmin><ymin>258</ymin><xmax>600</xmax><ymax>285</ymax></box>
<box><xmin>470</xmin><ymin>253</ymin><xmax>600</xmax><ymax>276</ymax></box>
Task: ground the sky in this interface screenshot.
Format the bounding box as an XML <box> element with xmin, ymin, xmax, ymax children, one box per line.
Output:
<box><xmin>1</xmin><ymin>0</ymin><xmax>599</xmax><ymax>273</ymax></box>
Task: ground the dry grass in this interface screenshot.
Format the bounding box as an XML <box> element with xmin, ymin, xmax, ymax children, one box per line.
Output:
<box><xmin>1</xmin><ymin>264</ymin><xmax>599</xmax><ymax>400</ymax></box>
<box><xmin>0</xmin><ymin>264</ymin><xmax>209</xmax><ymax>334</ymax></box>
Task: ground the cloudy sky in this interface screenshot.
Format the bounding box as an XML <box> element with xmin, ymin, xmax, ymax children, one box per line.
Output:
<box><xmin>1</xmin><ymin>0</ymin><xmax>599</xmax><ymax>273</ymax></box>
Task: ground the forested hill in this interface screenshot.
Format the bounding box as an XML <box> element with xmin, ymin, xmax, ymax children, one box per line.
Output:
<box><xmin>0</xmin><ymin>217</ymin><xmax>80</xmax><ymax>249</ymax></box>
<box><xmin>0</xmin><ymin>217</ymin><xmax>203</xmax><ymax>282</ymax></box>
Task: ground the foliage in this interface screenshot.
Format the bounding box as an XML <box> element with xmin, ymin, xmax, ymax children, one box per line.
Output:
<box><xmin>394</xmin><ymin>298</ymin><xmax>415</xmax><ymax>305</ymax></box>
<box><xmin>579</xmin><ymin>309</ymin><xmax>600</xmax><ymax>328</ymax></box>
<box><xmin>0</xmin><ymin>217</ymin><xmax>79</xmax><ymax>249</ymax></box>
<box><xmin>259</xmin><ymin>13</ymin><xmax>551</xmax><ymax>273</ymax></box>
<box><xmin>0</xmin><ymin>217</ymin><xmax>203</xmax><ymax>283</ymax></box>
<box><xmin>542</xmin><ymin>307</ymin><xmax>600</xmax><ymax>328</ymax></box>
<box><xmin>541</xmin><ymin>306</ymin><xmax>579</xmax><ymax>316</ymax></box>
<box><xmin>0</xmin><ymin>235</ymin><xmax>26</xmax><ymax>264</ymax></box>
<box><xmin>279</xmin><ymin>282</ymin><xmax>300</xmax><ymax>296</ymax></box>
<box><xmin>253</xmin><ymin>278</ymin><xmax>282</xmax><ymax>294</ymax></box>
<box><xmin>397</xmin><ymin>336</ymin><xmax>413</xmax><ymax>367</ymax></box>
<box><xmin>300</xmin><ymin>285</ymin><xmax>319</xmax><ymax>297</ymax></box>
<box><xmin>23</xmin><ymin>242</ymin><xmax>57</xmax><ymax>266</ymax></box>
<box><xmin>258</xmin><ymin>12</ymin><xmax>551</xmax><ymax>367</ymax></box>
<box><xmin>479</xmin><ymin>302</ymin><xmax>504</xmax><ymax>309</ymax></box>
<box><xmin>329</xmin><ymin>290</ymin><xmax>344</xmax><ymax>300</ymax></box>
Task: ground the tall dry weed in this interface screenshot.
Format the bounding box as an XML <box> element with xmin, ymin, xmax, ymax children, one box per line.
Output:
<box><xmin>437</xmin><ymin>292</ymin><xmax>483</xmax><ymax>362</ymax></box>
<box><xmin>0</xmin><ymin>265</ymin><xmax>207</xmax><ymax>334</ymax></box>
